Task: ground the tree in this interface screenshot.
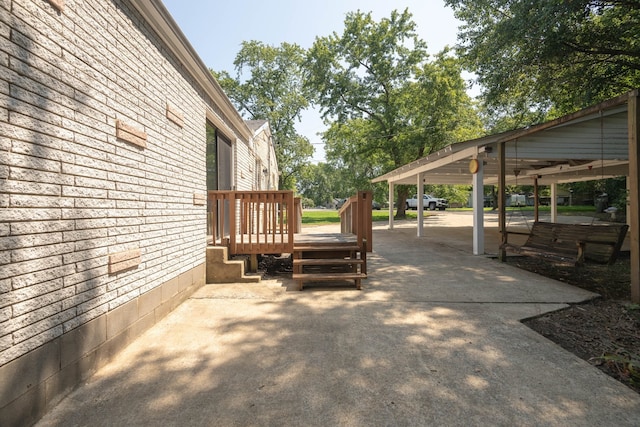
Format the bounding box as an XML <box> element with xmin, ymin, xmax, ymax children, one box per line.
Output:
<box><xmin>445</xmin><ymin>0</ymin><xmax>640</xmax><ymax>116</ymax></box>
<box><xmin>306</xmin><ymin>9</ymin><xmax>481</xmax><ymax>218</ymax></box>
<box><xmin>296</xmin><ymin>163</ymin><xmax>336</xmax><ymax>207</ymax></box>
<box><xmin>212</xmin><ymin>41</ymin><xmax>313</xmax><ymax>189</ymax></box>
<box><xmin>426</xmin><ymin>184</ymin><xmax>471</xmax><ymax>207</ymax></box>
<box><xmin>322</xmin><ymin>118</ymin><xmax>390</xmax><ymax>195</ymax></box>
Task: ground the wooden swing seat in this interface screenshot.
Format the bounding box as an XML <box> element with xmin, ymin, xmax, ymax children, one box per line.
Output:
<box><xmin>501</xmin><ymin>221</ymin><xmax>628</xmax><ymax>266</ymax></box>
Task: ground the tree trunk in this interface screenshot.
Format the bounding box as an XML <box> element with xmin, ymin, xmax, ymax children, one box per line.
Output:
<box><xmin>394</xmin><ymin>186</ymin><xmax>410</xmax><ymax>219</ymax></box>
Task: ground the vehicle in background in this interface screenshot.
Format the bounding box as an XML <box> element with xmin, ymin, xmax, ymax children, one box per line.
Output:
<box><xmin>406</xmin><ymin>194</ymin><xmax>448</xmax><ymax>211</ymax></box>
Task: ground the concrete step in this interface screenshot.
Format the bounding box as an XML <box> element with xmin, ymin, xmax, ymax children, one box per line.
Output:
<box><xmin>206</xmin><ymin>246</ymin><xmax>261</xmax><ymax>284</ymax></box>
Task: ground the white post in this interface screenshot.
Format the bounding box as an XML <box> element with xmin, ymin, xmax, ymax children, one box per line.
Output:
<box><xmin>417</xmin><ymin>173</ymin><xmax>424</xmax><ymax>237</ymax></box>
<box><xmin>472</xmin><ymin>158</ymin><xmax>484</xmax><ymax>255</ymax></box>
<box><xmin>388</xmin><ymin>182</ymin><xmax>395</xmax><ymax>230</ymax></box>
<box><xmin>550</xmin><ymin>183</ymin><xmax>558</xmax><ymax>223</ymax></box>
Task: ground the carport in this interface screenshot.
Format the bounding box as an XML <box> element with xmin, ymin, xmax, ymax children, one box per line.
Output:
<box><xmin>372</xmin><ymin>89</ymin><xmax>640</xmax><ymax>302</ymax></box>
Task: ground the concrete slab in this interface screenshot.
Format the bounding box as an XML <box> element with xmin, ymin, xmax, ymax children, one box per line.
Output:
<box><xmin>36</xmin><ymin>214</ymin><xmax>640</xmax><ymax>426</ymax></box>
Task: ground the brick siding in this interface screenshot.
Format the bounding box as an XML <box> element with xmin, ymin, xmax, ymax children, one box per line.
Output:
<box><xmin>0</xmin><ymin>1</ymin><xmax>245</xmax><ymax>423</ymax></box>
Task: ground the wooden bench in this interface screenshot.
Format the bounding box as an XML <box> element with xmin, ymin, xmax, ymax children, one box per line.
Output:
<box><xmin>501</xmin><ymin>221</ymin><xmax>628</xmax><ymax>266</ymax></box>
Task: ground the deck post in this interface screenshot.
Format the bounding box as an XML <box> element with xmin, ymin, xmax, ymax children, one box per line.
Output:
<box><xmin>249</xmin><ymin>254</ymin><xmax>258</xmax><ymax>273</ymax></box>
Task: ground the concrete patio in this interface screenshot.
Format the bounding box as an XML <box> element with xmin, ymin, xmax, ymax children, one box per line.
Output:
<box><xmin>35</xmin><ymin>212</ymin><xmax>640</xmax><ymax>426</ymax></box>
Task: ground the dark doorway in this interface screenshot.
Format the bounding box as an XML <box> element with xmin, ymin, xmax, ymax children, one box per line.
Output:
<box><xmin>206</xmin><ymin>121</ymin><xmax>233</xmax><ymax>237</ymax></box>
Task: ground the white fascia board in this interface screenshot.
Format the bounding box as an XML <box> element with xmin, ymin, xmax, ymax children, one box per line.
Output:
<box><xmin>380</xmin><ymin>146</ymin><xmax>478</xmax><ymax>184</ymax></box>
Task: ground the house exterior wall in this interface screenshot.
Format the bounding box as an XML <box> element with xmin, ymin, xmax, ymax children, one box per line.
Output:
<box><xmin>0</xmin><ymin>1</ymin><xmax>252</xmax><ymax>424</ymax></box>
<box><xmin>235</xmin><ymin>137</ymin><xmax>253</xmax><ymax>191</ymax></box>
<box><xmin>253</xmin><ymin>125</ymin><xmax>278</xmax><ymax>190</ymax></box>
<box><xmin>234</xmin><ymin>124</ymin><xmax>278</xmax><ymax>191</ymax></box>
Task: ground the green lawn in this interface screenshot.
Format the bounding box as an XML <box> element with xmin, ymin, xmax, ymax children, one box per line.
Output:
<box><xmin>302</xmin><ymin>209</ymin><xmax>417</xmax><ymax>226</ymax></box>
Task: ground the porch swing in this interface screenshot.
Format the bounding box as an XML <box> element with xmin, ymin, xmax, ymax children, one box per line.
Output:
<box><xmin>500</xmin><ymin>114</ymin><xmax>629</xmax><ymax>266</ymax></box>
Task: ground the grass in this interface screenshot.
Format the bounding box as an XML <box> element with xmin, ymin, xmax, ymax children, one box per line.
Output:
<box><xmin>302</xmin><ymin>209</ymin><xmax>418</xmax><ymax>226</ymax></box>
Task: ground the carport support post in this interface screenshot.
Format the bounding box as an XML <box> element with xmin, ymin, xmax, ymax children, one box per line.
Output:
<box><xmin>550</xmin><ymin>183</ymin><xmax>558</xmax><ymax>223</ymax></box>
<box><xmin>628</xmin><ymin>91</ymin><xmax>640</xmax><ymax>303</ymax></box>
<box><xmin>498</xmin><ymin>141</ymin><xmax>507</xmax><ymax>261</ymax></box>
<box><xmin>472</xmin><ymin>156</ymin><xmax>484</xmax><ymax>255</ymax></box>
<box><xmin>417</xmin><ymin>173</ymin><xmax>424</xmax><ymax>237</ymax></box>
<box><xmin>388</xmin><ymin>182</ymin><xmax>395</xmax><ymax>230</ymax></box>
<box><xmin>533</xmin><ymin>177</ymin><xmax>539</xmax><ymax>222</ymax></box>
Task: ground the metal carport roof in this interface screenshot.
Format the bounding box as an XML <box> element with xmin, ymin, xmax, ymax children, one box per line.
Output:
<box><xmin>372</xmin><ymin>95</ymin><xmax>630</xmax><ymax>187</ymax></box>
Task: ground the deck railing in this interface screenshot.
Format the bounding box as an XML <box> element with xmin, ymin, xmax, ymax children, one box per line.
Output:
<box><xmin>338</xmin><ymin>191</ymin><xmax>373</xmax><ymax>252</ymax></box>
<box><xmin>208</xmin><ymin>190</ymin><xmax>371</xmax><ymax>255</ymax></box>
<box><xmin>208</xmin><ymin>190</ymin><xmax>296</xmax><ymax>255</ymax></box>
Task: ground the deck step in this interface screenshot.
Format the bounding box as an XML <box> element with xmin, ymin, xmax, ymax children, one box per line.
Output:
<box><xmin>294</xmin><ymin>245</ymin><xmax>361</xmax><ymax>252</ymax></box>
<box><xmin>293</xmin><ymin>272</ymin><xmax>366</xmax><ymax>291</ymax></box>
<box><xmin>293</xmin><ymin>258</ymin><xmax>364</xmax><ymax>266</ymax></box>
<box><xmin>293</xmin><ymin>236</ymin><xmax>367</xmax><ymax>291</ymax></box>
<box><xmin>292</xmin><ymin>273</ymin><xmax>367</xmax><ymax>281</ymax></box>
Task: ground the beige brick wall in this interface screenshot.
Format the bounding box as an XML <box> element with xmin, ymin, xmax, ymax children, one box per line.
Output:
<box><xmin>0</xmin><ymin>0</ymin><xmax>232</xmax><ymax>423</ymax></box>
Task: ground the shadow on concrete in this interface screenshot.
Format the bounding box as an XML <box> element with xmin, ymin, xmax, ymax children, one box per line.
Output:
<box><xmin>36</xmin><ymin>224</ymin><xmax>640</xmax><ymax>426</ymax></box>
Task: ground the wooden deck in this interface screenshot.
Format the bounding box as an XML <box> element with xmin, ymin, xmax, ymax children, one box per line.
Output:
<box><xmin>208</xmin><ymin>190</ymin><xmax>372</xmax><ymax>290</ymax></box>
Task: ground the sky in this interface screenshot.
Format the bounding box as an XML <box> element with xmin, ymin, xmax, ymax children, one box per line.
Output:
<box><xmin>161</xmin><ymin>0</ymin><xmax>467</xmax><ymax>163</ymax></box>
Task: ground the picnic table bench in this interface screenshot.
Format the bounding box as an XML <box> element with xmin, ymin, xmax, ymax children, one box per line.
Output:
<box><xmin>501</xmin><ymin>221</ymin><xmax>628</xmax><ymax>266</ymax></box>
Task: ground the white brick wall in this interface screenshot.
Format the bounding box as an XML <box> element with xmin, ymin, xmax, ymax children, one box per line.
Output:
<box><xmin>0</xmin><ymin>0</ymin><xmax>226</xmax><ymax>367</ymax></box>
<box><xmin>252</xmin><ymin>125</ymin><xmax>278</xmax><ymax>190</ymax></box>
<box><xmin>236</xmin><ymin>138</ymin><xmax>253</xmax><ymax>191</ymax></box>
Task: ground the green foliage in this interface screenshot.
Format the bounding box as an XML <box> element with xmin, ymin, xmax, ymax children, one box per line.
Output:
<box><xmin>296</xmin><ymin>163</ymin><xmax>336</xmax><ymax>207</ymax></box>
<box><xmin>299</xmin><ymin>197</ymin><xmax>315</xmax><ymax>209</ymax></box>
<box><xmin>211</xmin><ymin>41</ymin><xmax>313</xmax><ymax>189</ymax></box>
<box><xmin>425</xmin><ymin>185</ymin><xmax>471</xmax><ymax>206</ymax></box>
<box><xmin>446</xmin><ymin>0</ymin><xmax>640</xmax><ymax>117</ymax></box>
<box><xmin>296</xmin><ymin>161</ymin><xmax>389</xmax><ymax>207</ymax></box>
<box><xmin>560</xmin><ymin>177</ymin><xmax>627</xmax><ymax>209</ymax></box>
<box><xmin>596</xmin><ymin>351</ymin><xmax>640</xmax><ymax>386</ymax></box>
<box><xmin>305</xmin><ymin>9</ymin><xmax>482</xmax><ymax>218</ymax></box>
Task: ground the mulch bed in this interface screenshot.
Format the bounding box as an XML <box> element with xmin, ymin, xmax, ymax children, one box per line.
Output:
<box><xmin>511</xmin><ymin>252</ymin><xmax>640</xmax><ymax>393</ymax></box>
